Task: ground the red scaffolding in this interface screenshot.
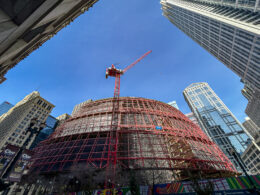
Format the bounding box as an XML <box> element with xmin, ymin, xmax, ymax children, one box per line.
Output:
<box><xmin>105</xmin><ymin>50</ymin><xmax>152</xmax><ymax>186</ymax></box>
<box><xmin>31</xmin><ymin>97</ymin><xmax>237</xmax><ymax>185</ymax></box>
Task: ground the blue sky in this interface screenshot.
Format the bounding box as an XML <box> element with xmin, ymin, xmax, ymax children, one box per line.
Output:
<box><xmin>0</xmin><ymin>0</ymin><xmax>248</xmax><ymax>122</ymax></box>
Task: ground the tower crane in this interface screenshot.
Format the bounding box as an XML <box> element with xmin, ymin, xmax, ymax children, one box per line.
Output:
<box><xmin>105</xmin><ymin>50</ymin><xmax>152</xmax><ymax>188</ymax></box>
<box><xmin>106</xmin><ymin>50</ymin><xmax>152</xmax><ymax>98</ymax></box>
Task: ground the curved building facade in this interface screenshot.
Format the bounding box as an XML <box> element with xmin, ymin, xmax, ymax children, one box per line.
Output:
<box><xmin>31</xmin><ymin>97</ymin><xmax>237</xmax><ymax>185</ymax></box>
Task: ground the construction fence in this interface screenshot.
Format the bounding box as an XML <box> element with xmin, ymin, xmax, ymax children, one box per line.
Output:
<box><xmin>49</xmin><ymin>175</ymin><xmax>260</xmax><ymax>194</ymax></box>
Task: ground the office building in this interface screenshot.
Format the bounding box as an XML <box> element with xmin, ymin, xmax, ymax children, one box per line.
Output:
<box><xmin>245</xmin><ymin>90</ymin><xmax>260</xmax><ymax>127</ymax></box>
<box><xmin>0</xmin><ymin>101</ymin><xmax>14</xmax><ymax>116</ymax></box>
<box><xmin>161</xmin><ymin>0</ymin><xmax>260</xmax><ymax>92</ymax></box>
<box><xmin>183</xmin><ymin>82</ymin><xmax>255</xmax><ymax>171</ymax></box>
<box><xmin>241</xmin><ymin>117</ymin><xmax>260</xmax><ymax>174</ymax></box>
<box><xmin>168</xmin><ymin>100</ymin><xmax>179</xmax><ymax>110</ymax></box>
<box><xmin>0</xmin><ymin>0</ymin><xmax>99</xmax><ymax>84</ymax></box>
<box><xmin>185</xmin><ymin>112</ymin><xmax>199</xmax><ymax>126</ymax></box>
<box><xmin>0</xmin><ymin>91</ymin><xmax>54</xmax><ymax>150</ymax></box>
<box><xmin>30</xmin><ymin>115</ymin><xmax>58</xmax><ymax>149</ymax></box>
<box><xmin>241</xmin><ymin>80</ymin><xmax>260</xmax><ymax>127</ymax></box>
<box><xmin>71</xmin><ymin>99</ymin><xmax>92</xmax><ymax>116</ymax></box>
<box><xmin>30</xmin><ymin>97</ymin><xmax>236</xmax><ymax>190</ymax></box>
<box><xmin>162</xmin><ymin>0</ymin><xmax>260</xmax><ymax>139</ymax></box>
<box><xmin>241</xmin><ymin>137</ymin><xmax>260</xmax><ymax>175</ymax></box>
<box><xmin>56</xmin><ymin>113</ymin><xmax>71</xmax><ymax>121</ymax></box>
<box><xmin>242</xmin><ymin>117</ymin><xmax>260</xmax><ymax>140</ymax></box>
<box><xmin>241</xmin><ymin>81</ymin><xmax>255</xmax><ymax>101</ymax></box>
<box><xmin>56</xmin><ymin>113</ymin><xmax>71</xmax><ymax>127</ymax></box>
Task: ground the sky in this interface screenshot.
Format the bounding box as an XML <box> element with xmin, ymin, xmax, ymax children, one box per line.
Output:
<box><xmin>0</xmin><ymin>0</ymin><xmax>248</xmax><ymax>122</ymax></box>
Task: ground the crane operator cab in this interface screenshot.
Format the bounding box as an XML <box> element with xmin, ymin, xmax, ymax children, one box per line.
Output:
<box><xmin>106</xmin><ymin>64</ymin><xmax>124</xmax><ymax>79</ymax></box>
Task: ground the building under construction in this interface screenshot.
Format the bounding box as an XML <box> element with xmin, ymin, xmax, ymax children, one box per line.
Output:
<box><xmin>31</xmin><ymin>97</ymin><xmax>237</xmax><ymax>186</ymax></box>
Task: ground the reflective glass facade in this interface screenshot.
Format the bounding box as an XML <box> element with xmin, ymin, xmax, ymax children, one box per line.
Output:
<box><xmin>30</xmin><ymin>115</ymin><xmax>58</xmax><ymax>149</ymax></box>
<box><xmin>183</xmin><ymin>82</ymin><xmax>251</xmax><ymax>171</ymax></box>
<box><xmin>0</xmin><ymin>101</ymin><xmax>13</xmax><ymax>116</ymax></box>
<box><xmin>161</xmin><ymin>0</ymin><xmax>260</xmax><ymax>92</ymax></box>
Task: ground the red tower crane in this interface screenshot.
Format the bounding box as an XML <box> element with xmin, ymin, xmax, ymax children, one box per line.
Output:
<box><xmin>105</xmin><ymin>50</ymin><xmax>152</xmax><ymax>187</ymax></box>
<box><xmin>106</xmin><ymin>50</ymin><xmax>152</xmax><ymax>98</ymax></box>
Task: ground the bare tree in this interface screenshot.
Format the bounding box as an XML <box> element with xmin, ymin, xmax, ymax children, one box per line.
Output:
<box><xmin>186</xmin><ymin>170</ymin><xmax>214</xmax><ymax>195</ymax></box>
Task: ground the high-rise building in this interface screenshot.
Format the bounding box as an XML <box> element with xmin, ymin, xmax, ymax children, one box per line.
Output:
<box><xmin>161</xmin><ymin>0</ymin><xmax>260</xmax><ymax>92</ymax></box>
<box><xmin>56</xmin><ymin>113</ymin><xmax>71</xmax><ymax>127</ymax></box>
<box><xmin>30</xmin><ymin>115</ymin><xmax>58</xmax><ymax>149</ymax></box>
<box><xmin>56</xmin><ymin>113</ymin><xmax>71</xmax><ymax>121</ymax></box>
<box><xmin>241</xmin><ymin>117</ymin><xmax>260</xmax><ymax>174</ymax></box>
<box><xmin>71</xmin><ymin>99</ymin><xmax>92</xmax><ymax>116</ymax></box>
<box><xmin>241</xmin><ymin>81</ymin><xmax>260</xmax><ymax>127</ymax></box>
<box><xmin>168</xmin><ymin>100</ymin><xmax>179</xmax><ymax>110</ymax></box>
<box><xmin>185</xmin><ymin>112</ymin><xmax>199</xmax><ymax>126</ymax></box>
<box><xmin>0</xmin><ymin>101</ymin><xmax>14</xmax><ymax>116</ymax></box>
<box><xmin>183</xmin><ymin>82</ymin><xmax>256</xmax><ymax>171</ymax></box>
<box><xmin>241</xmin><ymin>137</ymin><xmax>260</xmax><ymax>175</ymax></box>
<box><xmin>245</xmin><ymin>90</ymin><xmax>260</xmax><ymax>127</ymax></box>
<box><xmin>241</xmin><ymin>81</ymin><xmax>255</xmax><ymax>101</ymax></box>
<box><xmin>242</xmin><ymin>117</ymin><xmax>260</xmax><ymax>140</ymax></box>
<box><xmin>0</xmin><ymin>0</ymin><xmax>99</xmax><ymax>84</ymax></box>
<box><xmin>0</xmin><ymin>91</ymin><xmax>54</xmax><ymax>150</ymax></box>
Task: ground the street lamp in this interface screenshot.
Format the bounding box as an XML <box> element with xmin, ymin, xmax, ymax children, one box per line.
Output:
<box><xmin>0</xmin><ymin>118</ymin><xmax>46</xmax><ymax>193</ymax></box>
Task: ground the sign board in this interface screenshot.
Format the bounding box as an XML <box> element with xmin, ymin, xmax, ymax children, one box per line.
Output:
<box><xmin>156</xmin><ymin>126</ymin><xmax>162</xmax><ymax>130</ymax></box>
<box><xmin>0</xmin><ymin>144</ymin><xmax>20</xmax><ymax>176</ymax></box>
<box><xmin>9</xmin><ymin>149</ymin><xmax>34</xmax><ymax>182</ymax></box>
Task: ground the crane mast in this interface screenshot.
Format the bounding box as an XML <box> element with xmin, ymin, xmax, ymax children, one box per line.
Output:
<box><xmin>106</xmin><ymin>50</ymin><xmax>152</xmax><ymax>98</ymax></box>
<box><xmin>105</xmin><ymin>50</ymin><xmax>152</xmax><ymax>188</ymax></box>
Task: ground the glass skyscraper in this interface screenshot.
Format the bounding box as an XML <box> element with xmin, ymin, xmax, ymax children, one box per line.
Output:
<box><xmin>183</xmin><ymin>82</ymin><xmax>255</xmax><ymax>171</ymax></box>
<box><xmin>162</xmin><ymin>0</ymin><xmax>260</xmax><ymax>142</ymax></box>
<box><xmin>0</xmin><ymin>101</ymin><xmax>14</xmax><ymax>116</ymax></box>
<box><xmin>161</xmin><ymin>0</ymin><xmax>260</xmax><ymax>92</ymax></box>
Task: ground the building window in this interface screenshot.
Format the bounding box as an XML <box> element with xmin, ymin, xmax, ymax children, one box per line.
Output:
<box><xmin>47</xmin><ymin>106</ymin><xmax>52</xmax><ymax>110</ymax></box>
<box><xmin>194</xmin><ymin>102</ymin><xmax>199</xmax><ymax>106</ymax></box>
<box><xmin>12</xmin><ymin>133</ymin><xmax>18</xmax><ymax>137</ymax></box>
<box><xmin>37</xmin><ymin>100</ymin><xmax>43</xmax><ymax>105</ymax></box>
<box><xmin>42</xmin><ymin>103</ymin><xmax>47</xmax><ymax>108</ymax></box>
<box><xmin>195</xmin><ymin>89</ymin><xmax>201</xmax><ymax>93</ymax></box>
<box><xmin>216</xmin><ymin>103</ymin><xmax>222</xmax><ymax>107</ymax></box>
